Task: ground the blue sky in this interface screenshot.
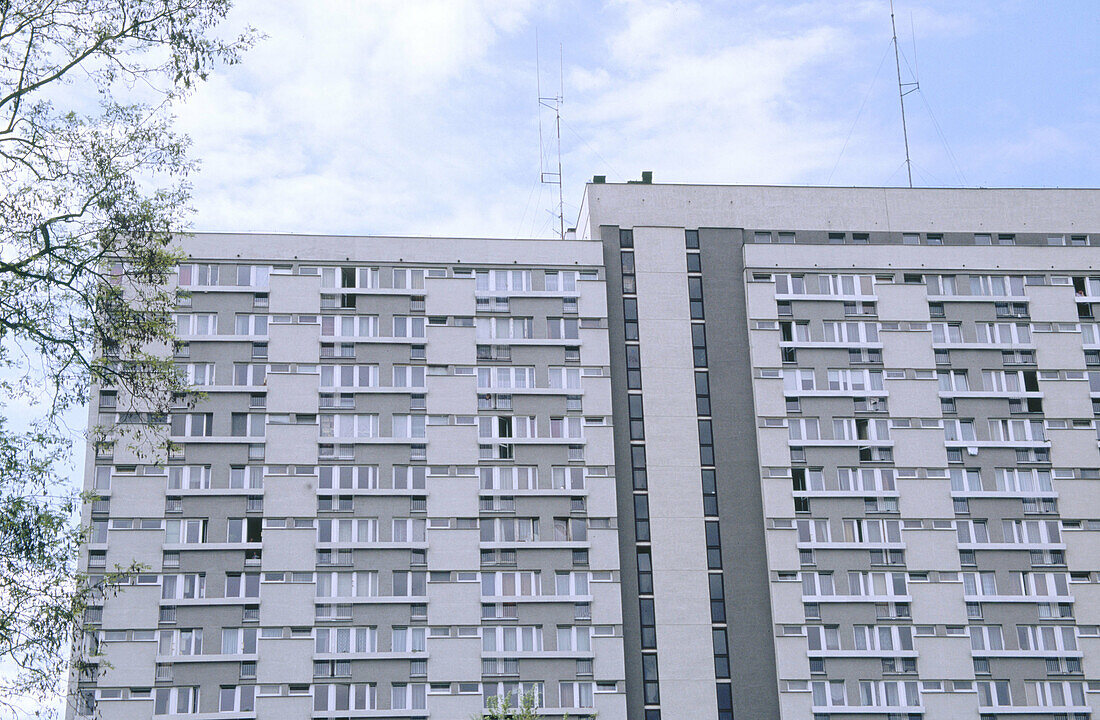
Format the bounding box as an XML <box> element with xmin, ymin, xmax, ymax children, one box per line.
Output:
<box><xmin>172</xmin><ymin>0</ymin><xmax>1100</xmax><ymax>240</ymax></box>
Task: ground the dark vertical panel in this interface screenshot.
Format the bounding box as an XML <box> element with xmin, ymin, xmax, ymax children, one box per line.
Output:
<box><xmin>599</xmin><ymin>224</ymin><xmax>647</xmax><ymax>720</ymax></box>
<box><xmin>699</xmin><ymin>227</ymin><xmax>781</xmax><ymax>718</ymax></box>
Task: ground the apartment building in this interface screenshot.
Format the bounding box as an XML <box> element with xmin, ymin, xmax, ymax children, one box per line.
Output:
<box><xmin>581</xmin><ymin>183</ymin><xmax>1100</xmax><ymax>720</ymax></box>
<box><xmin>77</xmin><ymin>183</ymin><xmax>1100</xmax><ymax>720</ymax></box>
<box><xmin>74</xmin><ymin>234</ymin><xmax>626</xmax><ymax>719</ymax></box>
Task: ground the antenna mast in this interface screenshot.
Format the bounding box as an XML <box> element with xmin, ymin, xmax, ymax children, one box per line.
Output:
<box><xmin>536</xmin><ymin>34</ymin><xmax>565</xmax><ymax>239</ymax></box>
<box><xmin>891</xmin><ymin>0</ymin><xmax>918</xmax><ymax>187</ymax></box>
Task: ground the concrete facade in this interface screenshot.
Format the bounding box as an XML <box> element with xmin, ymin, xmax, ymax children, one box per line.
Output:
<box><xmin>73</xmin><ymin>234</ymin><xmax>626</xmax><ymax>719</ymax></box>
<box><xmin>584</xmin><ymin>183</ymin><xmax>1100</xmax><ymax>720</ymax></box>
<box><xmin>74</xmin><ymin>183</ymin><xmax>1100</xmax><ymax>720</ymax></box>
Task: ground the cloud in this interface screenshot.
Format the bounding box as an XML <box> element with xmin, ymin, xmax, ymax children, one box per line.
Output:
<box><xmin>175</xmin><ymin>0</ymin><xmax>541</xmax><ymax>236</ymax></box>
<box><xmin>167</xmin><ymin>0</ymin><xmax>1094</xmax><ymax>239</ymax></box>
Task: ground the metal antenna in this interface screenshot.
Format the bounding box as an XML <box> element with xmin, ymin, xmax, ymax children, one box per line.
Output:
<box><xmin>536</xmin><ymin>33</ymin><xmax>565</xmax><ymax>239</ymax></box>
<box><xmin>891</xmin><ymin>0</ymin><xmax>918</xmax><ymax>187</ymax></box>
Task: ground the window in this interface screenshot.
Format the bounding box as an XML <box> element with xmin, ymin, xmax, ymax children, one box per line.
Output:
<box><xmin>174</xmin><ymin>313</ymin><xmax>216</xmax><ymax>336</ymax></box>
<box><xmin>1028</xmin><ymin>681</ymin><xmax>1086</xmax><ymax>708</ymax></box>
<box><xmin>217</xmin><ymin>685</ymin><xmax>255</xmax><ymax>712</ymax></box>
<box><xmin>811</xmin><ymin>680</ymin><xmax>847</xmax><ymax>708</ymax></box>
<box><xmin>317</xmin><ymin>465</ymin><xmax>377</xmax><ymax>490</ymax></box>
<box><xmin>158</xmin><ymin>629</ymin><xmax>203</xmax><ymax>656</ymax></box>
<box><xmin>168</xmin><ymin>465</ymin><xmax>211</xmax><ymax>490</ymax></box>
<box><xmin>943</xmin><ymin>419</ymin><xmax>976</xmax><ymax>442</ymax></box>
<box><xmin>322</xmin><ymin>265</ymin><xmax>378</xmax><ymax>289</ymax></box>
<box><xmin>392</xmin><ymin>518</ymin><xmax>427</xmax><ymax>542</ymax></box>
<box><xmin>161</xmin><ymin>574</ymin><xmax>205</xmax><ymax>600</ymax></box>
<box><xmin>315</xmin><ymin>571</ymin><xmax>378</xmax><ymax>598</ymax></box>
<box><xmin>393</xmin><ymin>316</ymin><xmax>425</xmax><ymax>338</ymax></box>
<box><xmin>480</xmin><ymin>466</ymin><xmax>538</xmax><ymax>490</ymax></box>
<box><xmin>317</xmin><ymin>518</ymin><xmax>377</xmax><ymax>543</ymax></box>
<box><xmin>483</xmin><ymin>626</ymin><xmax>541</xmax><ymax>652</ymax></box>
<box><xmin>477</xmin><ymin>366</ymin><xmax>535</xmax><ymax>389</ymax></box>
<box><xmin>542</xmin><ymin>271</ymin><xmax>576</xmax><ymax>292</ymax></box>
<box><xmin>182</xmin><ymin>363</ymin><xmax>215</xmax><ymax>386</ymax></box>
<box><xmin>555</xmin><ymin>571</ymin><xmax>589</xmax><ymax>596</ymax></box>
<box><xmin>319</xmin><ymin>364</ymin><xmax>377</xmax><ymax>388</ymax></box>
<box><xmin>234</xmin><ymin>314</ymin><xmax>269</xmax><ymax>336</ymax></box>
<box><xmin>774</xmin><ymin>274</ymin><xmax>806</xmax><ymax>295</ymax></box>
<box><xmin>391</xmin><ymin>626</ymin><xmax>427</xmax><ymax>652</ymax></box>
<box><xmin>226</xmin><ymin>518</ymin><xmax>263</xmax><ymax>544</ymax></box>
<box><xmin>559</xmin><ymin>681</ymin><xmax>594</xmax><ymax>709</ymax></box>
<box><xmin>232</xmin><ymin>363</ymin><xmax>267</xmax><ymax>386</ymax></box>
<box><xmin>995</xmin><ymin>468</ymin><xmax>1052</xmax><ymax>493</ymax></box>
<box><xmin>177</xmin><ymin>264</ymin><xmax>219</xmax><ymax>287</ymax></box>
<box><xmin>235</xmin><ymin>264</ymin><xmax>270</xmax><ymax>288</ymax></box>
<box><xmin>473</xmin><ymin>269</ymin><xmax>532</xmax><ymax>293</ymax></box>
<box><xmin>154</xmin><ymin>687</ymin><xmax>199</xmax><ymax>715</ymax></box>
<box><xmin>224</xmin><ymin>573</ymin><xmax>260</xmax><ymax>599</ymax></box>
<box><xmin>548</xmin><ymin>366</ymin><xmax>582</xmax><ymax>390</ymax></box>
<box><xmin>482</xmin><ymin>517</ymin><xmax>540</xmax><ymax>543</ymax></box>
<box><xmin>549</xmin><ymin>417</ymin><xmax>582</xmax><ymax>439</ymax></box>
<box><xmin>167</xmin><ymin>413</ymin><xmax>212</xmax><ymax>437</ymax></box>
<box><xmin>822</xmin><ymin>321</ymin><xmax>879</xmax><ymax>344</ymax></box>
<box><xmin>320</xmin><ymin>315</ymin><xmax>379</xmax><ymax>338</ymax></box>
<box><xmin>319</xmin><ymin>414</ymin><xmax>378</xmax><ymax>438</ymax></box>
<box><xmin>857</xmin><ymin>680</ymin><xmax>920</xmax><ymax>708</ymax></box>
<box><xmin>391</xmin><ymin>683</ymin><xmax>427</xmax><ymax>710</ymax></box>
<box><xmin>221</xmin><ymin>627</ymin><xmax>257</xmax><ymax>655</ymax></box>
<box><xmin>937</xmin><ymin>370</ymin><xmax>969</xmax><ymax>391</ymax></box>
<box><xmin>165</xmin><ymin>519</ymin><xmax>206</xmax><ymax>544</ymax></box>
<box><xmin>316</xmin><ymin>627</ymin><xmax>377</xmax><ymax>654</ymax></box>
<box><xmin>820</xmin><ymin>274</ymin><xmax>875</xmax><ymax>297</ymax></box>
<box><xmin>392</xmin><ymin>365</ymin><xmax>426</xmax><ymax>388</ymax></box>
<box><xmin>228</xmin><ymin>466</ymin><xmax>264</xmax><ymax>489</ymax></box>
<box><xmin>961</xmin><ymin>571</ymin><xmax>997</xmax><ymax>596</ymax></box>
<box><xmin>1016</xmin><ymin>625</ymin><xmax>1077</xmax><ymax>652</ymax></box>
<box><xmin>987</xmin><ymin>418</ymin><xmax>1045</xmax><ymax>442</ymax></box>
<box><xmin>547</xmin><ymin>318</ymin><xmax>579</xmax><ymax>340</ymax></box>
<box><xmin>788</xmin><ymin>418</ymin><xmax>819</xmax><ymax>441</ymax></box>
<box><xmin>975</xmin><ymin>322</ymin><xmax>1032</xmax><ymax>345</ymax></box>
<box><xmin>826</xmin><ymin>368</ymin><xmax>883</xmax><ymax>392</ymax></box>
<box><xmin>230</xmin><ymin>412</ymin><xmax>265</xmax><ymax>437</ymax></box>
<box><xmin>392</xmin><ymin>414</ymin><xmax>426</xmax><ymax>439</ymax></box>
<box><xmin>976</xmin><ymin>680</ymin><xmax>1011</xmax><ymax>707</ymax></box>
<box><xmin>392</xmin><ymin>571</ymin><xmax>427</xmax><ymax>596</ymax></box>
<box><xmin>313</xmin><ymin>683</ymin><xmax>377</xmax><ymax>711</ymax></box>
<box><xmin>970</xmin><ymin>275</ymin><xmax>1025</xmax><ymax>297</ymax></box>
<box><xmin>390</xmin><ymin>465</ymin><xmax>425</xmax><ymax>490</ymax></box>
<box><xmin>482</xmin><ymin>571</ymin><xmax>540</xmax><ymax>597</ymax></box>
<box><xmin>930</xmin><ymin>323</ymin><xmax>962</xmax><ymax>343</ymax></box>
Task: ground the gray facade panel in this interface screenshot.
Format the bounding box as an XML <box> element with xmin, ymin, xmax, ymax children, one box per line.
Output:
<box><xmin>698</xmin><ymin>228</ymin><xmax>782</xmax><ymax>717</ymax></box>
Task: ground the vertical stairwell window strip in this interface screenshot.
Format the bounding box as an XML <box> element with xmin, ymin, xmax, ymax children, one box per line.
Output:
<box><xmin>686</xmin><ymin>229</ymin><xmax>733</xmax><ymax>720</ymax></box>
<box><xmin>620</xmin><ymin>228</ymin><xmax>662</xmax><ymax>720</ymax></box>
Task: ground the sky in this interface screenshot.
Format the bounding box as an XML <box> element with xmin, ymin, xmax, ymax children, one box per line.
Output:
<box><xmin>170</xmin><ymin>0</ymin><xmax>1100</xmax><ymax>240</ymax></box>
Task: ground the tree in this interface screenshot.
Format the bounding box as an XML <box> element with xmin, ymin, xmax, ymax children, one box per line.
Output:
<box><xmin>0</xmin><ymin>1</ymin><xmax>255</xmax><ymax>714</ymax></box>
<box><xmin>474</xmin><ymin>689</ymin><xmax>593</xmax><ymax>720</ymax></box>
<box><xmin>476</xmin><ymin>689</ymin><xmax>541</xmax><ymax>720</ymax></box>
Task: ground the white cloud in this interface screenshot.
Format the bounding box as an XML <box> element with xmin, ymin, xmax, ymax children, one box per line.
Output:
<box><xmin>167</xmin><ymin>0</ymin><xmax>1092</xmax><ymax>239</ymax></box>
<box><xmin>175</xmin><ymin>0</ymin><xmax>540</xmax><ymax>236</ymax></box>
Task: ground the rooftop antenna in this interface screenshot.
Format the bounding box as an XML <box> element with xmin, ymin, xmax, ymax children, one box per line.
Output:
<box><xmin>891</xmin><ymin>0</ymin><xmax>918</xmax><ymax>187</ymax></box>
<box><xmin>536</xmin><ymin>32</ymin><xmax>565</xmax><ymax>240</ymax></box>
